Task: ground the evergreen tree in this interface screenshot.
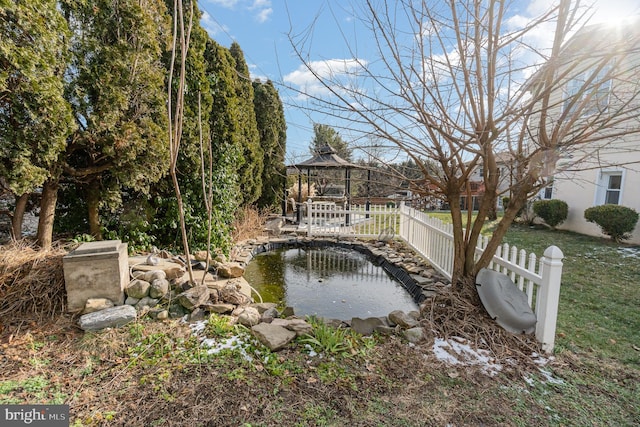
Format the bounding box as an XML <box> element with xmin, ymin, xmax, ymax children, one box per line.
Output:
<box><xmin>310</xmin><ymin>124</ymin><xmax>352</xmax><ymax>161</ymax></box>
<box><xmin>229</xmin><ymin>42</ymin><xmax>263</xmax><ymax>206</ymax></box>
<box><xmin>253</xmin><ymin>80</ymin><xmax>287</xmax><ymax>209</ymax></box>
<box><xmin>60</xmin><ymin>0</ymin><xmax>170</xmax><ymax>239</ymax></box>
<box><xmin>0</xmin><ymin>0</ymin><xmax>75</xmax><ymax>242</ymax></box>
<box><xmin>148</xmin><ymin>0</ymin><xmax>215</xmax><ymax>251</ymax></box>
<box><xmin>201</xmin><ymin>39</ymin><xmax>243</xmax><ymax>252</ymax></box>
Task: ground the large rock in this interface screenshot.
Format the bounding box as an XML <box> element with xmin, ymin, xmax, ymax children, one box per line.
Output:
<box><xmin>219</xmin><ymin>282</ymin><xmax>251</xmax><ymax>306</ymax></box>
<box><xmin>177</xmin><ymin>286</ymin><xmax>210</xmax><ymax>310</ymax></box>
<box><xmin>149</xmin><ymin>278</ymin><xmax>170</xmax><ymax>299</ymax></box>
<box><xmin>78</xmin><ymin>305</ymin><xmax>137</xmax><ymax>331</ymax></box>
<box><xmin>402</xmin><ymin>327</ymin><xmax>425</xmax><ymax>343</ymax></box>
<box><xmin>270</xmin><ymin>318</ymin><xmax>312</xmax><ymax>337</ymax></box>
<box><xmin>251</xmin><ymin>323</ymin><xmax>297</xmax><ymax>351</ymax></box>
<box><xmin>207</xmin><ymin>303</ymin><xmax>235</xmax><ymax>314</ymax></box>
<box><xmin>351</xmin><ymin>317</ymin><xmax>388</xmax><ymax>336</ymax></box>
<box><xmin>251</xmin><ymin>302</ymin><xmax>278</xmax><ymax>314</ymax></box>
<box><xmin>82</xmin><ymin>298</ymin><xmax>114</xmax><ymax>314</ymax></box>
<box><xmin>126</xmin><ymin>279</ymin><xmax>150</xmax><ymax>299</ymax></box>
<box><xmin>140</xmin><ymin>270</ymin><xmax>166</xmax><ymax>283</ymax></box>
<box><xmin>135</xmin><ymin>297</ymin><xmax>159</xmax><ymax>310</ymax></box>
<box><xmin>217</xmin><ymin>262</ymin><xmax>245</xmax><ymax>278</ymax></box>
<box><xmin>388</xmin><ymin>310</ymin><xmax>419</xmax><ymax>329</ymax></box>
<box><xmin>237</xmin><ymin>307</ymin><xmax>261</xmax><ymax>327</ymax></box>
<box><xmin>129</xmin><ymin>257</ymin><xmax>185</xmax><ymax>280</ymax></box>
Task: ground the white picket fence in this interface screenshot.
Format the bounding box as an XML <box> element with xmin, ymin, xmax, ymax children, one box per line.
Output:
<box><xmin>304</xmin><ymin>199</ymin><xmax>563</xmax><ymax>353</ymax></box>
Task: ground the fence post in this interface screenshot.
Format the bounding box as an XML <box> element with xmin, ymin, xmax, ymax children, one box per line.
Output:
<box><xmin>536</xmin><ymin>245</ymin><xmax>564</xmax><ymax>354</ymax></box>
<box><xmin>306</xmin><ymin>199</ymin><xmax>313</xmax><ymax>237</ymax></box>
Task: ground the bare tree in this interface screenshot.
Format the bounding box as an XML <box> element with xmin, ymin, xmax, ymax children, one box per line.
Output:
<box><xmin>287</xmin><ymin>0</ymin><xmax>640</xmax><ymax>285</ymax></box>
<box><xmin>168</xmin><ymin>0</ymin><xmax>194</xmax><ymax>283</ymax></box>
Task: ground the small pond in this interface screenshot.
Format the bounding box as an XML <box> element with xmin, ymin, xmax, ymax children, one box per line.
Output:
<box><xmin>243</xmin><ymin>245</ymin><xmax>419</xmax><ymax>320</ymax></box>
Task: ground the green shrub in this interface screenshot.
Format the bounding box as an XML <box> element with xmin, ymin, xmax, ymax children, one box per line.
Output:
<box><xmin>584</xmin><ymin>204</ymin><xmax>639</xmax><ymax>242</ymax></box>
<box><xmin>502</xmin><ymin>197</ymin><xmax>510</xmax><ymax>209</ymax></box>
<box><xmin>532</xmin><ymin>199</ymin><xmax>568</xmax><ymax>228</ymax></box>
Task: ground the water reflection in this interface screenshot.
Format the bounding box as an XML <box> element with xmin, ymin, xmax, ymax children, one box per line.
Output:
<box><xmin>244</xmin><ymin>246</ymin><xmax>418</xmax><ymax>319</ymax></box>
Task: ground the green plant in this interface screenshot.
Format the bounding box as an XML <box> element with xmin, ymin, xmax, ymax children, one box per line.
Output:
<box><xmin>205</xmin><ymin>314</ymin><xmax>236</xmax><ymax>337</ymax></box>
<box><xmin>584</xmin><ymin>204</ymin><xmax>639</xmax><ymax>242</ymax></box>
<box><xmin>71</xmin><ymin>233</ymin><xmax>96</xmax><ymax>243</ymax></box>
<box><xmin>532</xmin><ymin>199</ymin><xmax>568</xmax><ymax>228</ymax></box>
<box><xmin>300</xmin><ymin>316</ymin><xmax>353</xmax><ymax>355</ymax></box>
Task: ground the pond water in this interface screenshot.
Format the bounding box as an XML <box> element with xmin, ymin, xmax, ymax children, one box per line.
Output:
<box><xmin>243</xmin><ymin>246</ymin><xmax>418</xmax><ymax>320</ymax></box>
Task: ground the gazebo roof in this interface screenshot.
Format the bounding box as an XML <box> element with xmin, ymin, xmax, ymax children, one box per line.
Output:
<box><xmin>291</xmin><ymin>144</ymin><xmax>358</xmax><ymax>170</ymax></box>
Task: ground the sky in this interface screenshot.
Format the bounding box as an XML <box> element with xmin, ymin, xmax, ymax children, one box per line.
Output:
<box><xmin>197</xmin><ymin>0</ymin><xmax>640</xmax><ymax>164</ymax></box>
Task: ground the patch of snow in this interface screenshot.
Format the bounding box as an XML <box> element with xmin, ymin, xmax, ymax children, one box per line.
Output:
<box><xmin>618</xmin><ymin>247</ymin><xmax>640</xmax><ymax>258</ymax></box>
<box><xmin>188</xmin><ymin>319</ymin><xmax>254</xmax><ymax>362</ymax></box>
<box><xmin>539</xmin><ymin>368</ymin><xmax>564</xmax><ymax>385</ymax></box>
<box><xmin>432</xmin><ymin>336</ymin><xmax>503</xmax><ymax>376</ymax></box>
<box><xmin>303</xmin><ymin>344</ymin><xmax>318</xmax><ymax>357</ymax></box>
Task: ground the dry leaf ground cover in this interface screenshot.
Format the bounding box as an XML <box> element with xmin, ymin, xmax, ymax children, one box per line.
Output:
<box><xmin>0</xmin><ymin>224</ymin><xmax>639</xmax><ymax>426</ymax></box>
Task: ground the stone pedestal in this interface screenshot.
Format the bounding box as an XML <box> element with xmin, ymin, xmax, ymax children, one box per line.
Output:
<box><xmin>63</xmin><ymin>240</ymin><xmax>129</xmax><ymax>312</ymax></box>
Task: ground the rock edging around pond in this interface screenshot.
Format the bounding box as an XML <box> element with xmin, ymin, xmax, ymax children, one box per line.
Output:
<box><xmin>78</xmin><ymin>235</ymin><xmax>452</xmax><ymax>350</ymax></box>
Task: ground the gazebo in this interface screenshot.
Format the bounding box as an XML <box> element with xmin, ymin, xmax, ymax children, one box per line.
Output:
<box><xmin>286</xmin><ymin>144</ymin><xmax>362</xmax><ymax>224</ymax></box>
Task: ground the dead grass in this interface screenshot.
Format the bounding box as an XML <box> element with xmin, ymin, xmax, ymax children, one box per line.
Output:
<box><xmin>423</xmin><ymin>280</ymin><xmax>543</xmax><ymax>373</ymax></box>
<box><xmin>231</xmin><ymin>206</ymin><xmax>268</xmax><ymax>242</ymax></box>
<box><xmin>0</xmin><ymin>240</ymin><xmax>71</xmax><ymax>325</ymax></box>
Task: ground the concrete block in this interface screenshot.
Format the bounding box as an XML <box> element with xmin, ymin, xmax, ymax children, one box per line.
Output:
<box><xmin>63</xmin><ymin>240</ymin><xmax>129</xmax><ymax>312</ymax></box>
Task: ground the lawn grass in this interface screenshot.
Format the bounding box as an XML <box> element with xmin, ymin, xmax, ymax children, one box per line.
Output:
<box><xmin>501</xmin><ymin>224</ymin><xmax>640</xmax><ymax>365</ymax></box>
<box><xmin>1</xmin><ymin>221</ymin><xmax>639</xmax><ymax>426</ymax></box>
<box><xmin>427</xmin><ymin>211</ymin><xmax>640</xmax><ymax>365</ymax></box>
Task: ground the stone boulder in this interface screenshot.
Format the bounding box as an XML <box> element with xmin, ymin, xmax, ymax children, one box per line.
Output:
<box><xmin>219</xmin><ymin>282</ymin><xmax>251</xmax><ymax>306</ymax></box>
<box><xmin>217</xmin><ymin>262</ymin><xmax>245</xmax><ymax>278</ymax></box>
<box><xmin>251</xmin><ymin>323</ymin><xmax>297</xmax><ymax>351</ymax></box>
<box><xmin>149</xmin><ymin>278</ymin><xmax>170</xmax><ymax>299</ymax></box>
<box><xmin>140</xmin><ymin>270</ymin><xmax>166</xmax><ymax>283</ymax></box>
<box><xmin>271</xmin><ymin>318</ymin><xmax>312</xmax><ymax>337</ymax></box>
<box><xmin>351</xmin><ymin>317</ymin><xmax>388</xmax><ymax>336</ymax></box>
<box><xmin>78</xmin><ymin>305</ymin><xmax>137</xmax><ymax>331</ymax></box>
<box><xmin>82</xmin><ymin>298</ymin><xmax>114</xmax><ymax>314</ymax></box>
<box><xmin>126</xmin><ymin>279</ymin><xmax>150</xmax><ymax>299</ymax></box>
<box><xmin>402</xmin><ymin>327</ymin><xmax>425</xmax><ymax>343</ymax></box>
<box><xmin>388</xmin><ymin>310</ymin><xmax>419</xmax><ymax>329</ymax></box>
<box><xmin>177</xmin><ymin>286</ymin><xmax>210</xmax><ymax>310</ymax></box>
<box><xmin>237</xmin><ymin>307</ymin><xmax>261</xmax><ymax>327</ymax></box>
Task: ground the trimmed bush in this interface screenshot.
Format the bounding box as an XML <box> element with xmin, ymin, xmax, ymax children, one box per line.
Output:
<box><xmin>502</xmin><ymin>197</ymin><xmax>510</xmax><ymax>209</ymax></box>
<box><xmin>532</xmin><ymin>199</ymin><xmax>568</xmax><ymax>228</ymax></box>
<box><xmin>584</xmin><ymin>204</ymin><xmax>639</xmax><ymax>242</ymax></box>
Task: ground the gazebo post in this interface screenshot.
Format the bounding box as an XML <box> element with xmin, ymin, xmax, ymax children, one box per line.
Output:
<box><xmin>345</xmin><ymin>168</ymin><xmax>351</xmax><ymax>226</ymax></box>
<box><xmin>282</xmin><ymin>177</ymin><xmax>286</xmax><ymax>218</ymax></box>
<box><xmin>366</xmin><ymin>168</ymin><xmax>371</xmax><ymax>218</ymax></box>
<box><xmin>297</xmin><ymin>172</ymin><xmax>302</xmax><ymax>224</ymax></box>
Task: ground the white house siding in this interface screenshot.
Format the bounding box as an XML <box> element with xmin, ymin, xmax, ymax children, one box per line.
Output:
<box><xmin>528</xmin><ymin>19</ymin><xmax>640</xmax><ymax>243</ymax></box>
<box><xmin>552</xmin><ymin>144</ymin><xmax>640</xmax><ymax>243</ymax></box>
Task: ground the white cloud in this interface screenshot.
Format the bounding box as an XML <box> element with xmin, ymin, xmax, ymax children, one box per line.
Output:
<box><xmin>200</xmin><ymin>10</ymin><xmax>228</xmax><ymax>38</ymax></box>
<box><xmin>204</xmin><ymin>0</ymin><xmax>273</xmax><ymax>23</ymax></box>
<box><xmin>284</xmin><ymin>58</ymin><xmax>368</xmax><ymax>98</ymax></box>
<box><xmin>248</xmin><ymin>0</ymin><xmax>272</xmax><ymax>23</ymax></box>
<box><xmin>250</xmin><ymin>0</ymin><xmax>270</xmax><ymax>9</ymax></box>
<box><xmin>206</xmin><ymin>0</ymin><xmax>240</xmax><ymax>8</ymax></box>
<box><xmin>284</xmin><ymin>58</ymin><xmax>367</xmax><ymax>95</ymax></box>
<box><xmin>255</xmin><ymin>7</ymin><xmax>273</xmax><ymax>23</ymax></box>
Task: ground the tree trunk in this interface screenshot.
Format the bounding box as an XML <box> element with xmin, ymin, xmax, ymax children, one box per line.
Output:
<box><xmin>37</xmin><ymin>179</ymin><xmax>59</xmax><ymax>249</ymax></box>
<box><xmin>86</xmin><ymin>180</ymin><xmax>102</xmax><ymax>240</ymax></box>
<box><xmin>11</xmin><ymin>193</ymin><xmax>29</xmax><ymax>240</ymax></box>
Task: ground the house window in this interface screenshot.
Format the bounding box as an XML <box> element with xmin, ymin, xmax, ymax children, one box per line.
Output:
<box><xmin>542</xmin><ymin>178</ymin><xmax>554</xmax><ymax>200</ymax></box>
<box><xmin>564</xmin><ymin>63</ymin><xmax>612</xmax><ymax>116</ymax></box>
<box><xmin>596</xmin><ymin>171</ymin><xmax>623</xmax><ymax>205</ymax></box>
